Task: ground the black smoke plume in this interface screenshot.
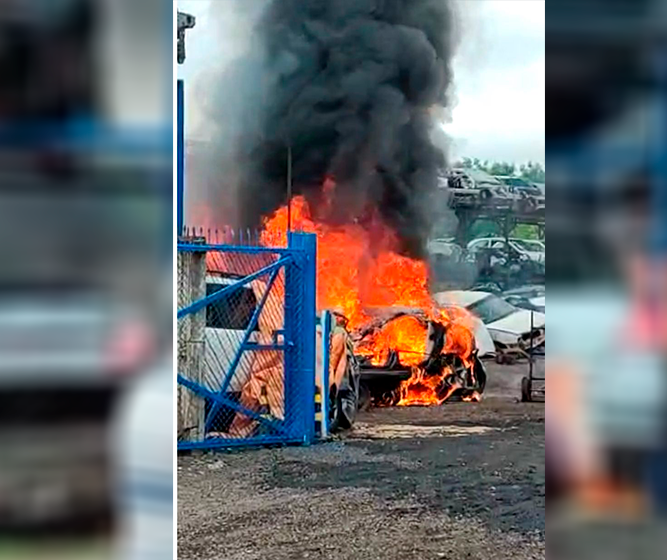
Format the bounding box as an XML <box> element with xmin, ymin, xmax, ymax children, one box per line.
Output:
<box><xmin>227</xmin><ymin>0</ymin><xmax>456</xmax><ymax>257</ymax></box>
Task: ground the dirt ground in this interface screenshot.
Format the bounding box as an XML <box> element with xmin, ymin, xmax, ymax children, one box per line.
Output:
<box><xmin>178</xmin><ymin>359</ymin><xmax>545</xmax><ymax>560</ymax></box>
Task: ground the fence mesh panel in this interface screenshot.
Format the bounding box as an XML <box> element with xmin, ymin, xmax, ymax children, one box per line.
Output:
<box><xmin>177</xmin><ymin>229</ymin><xmax>316</xmax><ymax>450</ymax></box>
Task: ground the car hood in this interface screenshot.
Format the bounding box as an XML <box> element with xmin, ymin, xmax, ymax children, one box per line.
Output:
<box><xmin>530</xmin><ymin>296</ymin><xmax>546</xmax><ymax>308</ymax></box>
<box><xmin>487</xmin><ymin>309</ymin><xmax>545</xmax><ymax>335</ymax></box>
<box><xmin>470</xmin><ymin>318</ymin><xmax>496</xmax><ymax>357</ymax></box>
<box><xmin>524</xmin><ymin>251</ymin><xmax>545</xmax><ymax>263</ymax></box>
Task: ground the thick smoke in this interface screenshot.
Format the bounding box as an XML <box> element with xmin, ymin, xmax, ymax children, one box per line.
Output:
<box><xmin>211</xmin><ymin>0</ymin><xmax>456</xmax><ymax>257</ymax></box>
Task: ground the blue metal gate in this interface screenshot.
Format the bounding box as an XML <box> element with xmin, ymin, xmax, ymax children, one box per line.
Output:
<box><xmin>177</xmin><ymin>230</ymin><xmax>317</xmax><ymax>450</ymax></box>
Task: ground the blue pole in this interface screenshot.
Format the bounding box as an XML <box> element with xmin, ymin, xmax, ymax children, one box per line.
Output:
<box><xmin>177</xmin><ymin>79</ymin><xmax>185</xmax><ymax>237</ymax></box>
<box><xmin>301</xmin><ymin>233</ymin><xmax>318</xmax><ymax>443</ymax></box>
<box><xmin>286</xmin><ymin>232</ymin><xmax>318</xmax><ymax>443</ymax></box>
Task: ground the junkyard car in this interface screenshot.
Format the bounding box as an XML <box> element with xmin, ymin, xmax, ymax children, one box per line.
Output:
<box><xmin>468</xmin><ymin>237</ymin><xmax>545</xmax><ymax>265</ymax></box>
<box><xmin>350</xmin><ymin>307</ymin><xmax>487</xmax><ymax>406</ymax></box>
<box><xmin>503</xmin><ymin>285</ymin><xmax>546</xmax><ymax>313</ymax></box>
<box><xmin>434</xmin><ymin>291</ymin><xmax>545</xmax><ymax>361</ymax></box>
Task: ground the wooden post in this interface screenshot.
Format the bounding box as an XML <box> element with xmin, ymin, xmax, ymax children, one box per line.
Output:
<box><xmin>177</xmin><ymin>237</ymin><xmax>206</xmax><ymax>442</ymax></box>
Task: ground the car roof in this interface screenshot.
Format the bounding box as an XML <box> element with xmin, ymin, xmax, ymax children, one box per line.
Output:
<box><xmin>433</xmin><ymin>290</ymin><xmax>489</xmax><ymax>307</ymax></box>
<box><xmin>469</xmin><ymin>237</ymin><xmax>511</xmax><ymax>243</ymax></box>
<box><xmin>503</xmin><ymin>284</ymin><xmax>545</xmax><ymax>296</ymax></box>
<box><xmin>465</xmin><ymin>169</ymin><xmax>502</xmax><ymax>185</ymax></box>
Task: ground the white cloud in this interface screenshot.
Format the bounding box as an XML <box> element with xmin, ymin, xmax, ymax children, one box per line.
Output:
<box><xmin>446</xmin><ymin>0</ymin><xmax>545</xmax><ymax>164</ymax></box>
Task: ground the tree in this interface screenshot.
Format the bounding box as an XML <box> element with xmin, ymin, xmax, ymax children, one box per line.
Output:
<box><xmin>519</xmin><ymin>161</ymin><xmax>545</xmax><ymax>183</ymax></box>
<box><xmin>487</xmin><ymin>162</ymin><xmax>515</xmax><ymax>176</ymax></box>
<box><xmin>456</xmin><ymin>158</ymin><xmax>545</xmax><ymax>183</ymax></box>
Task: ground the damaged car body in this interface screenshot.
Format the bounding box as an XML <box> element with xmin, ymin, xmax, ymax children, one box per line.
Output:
<box><xmin>348</xmin><ymin>308</ymin><xmax>487</xmax><ymax>409</ymax></box>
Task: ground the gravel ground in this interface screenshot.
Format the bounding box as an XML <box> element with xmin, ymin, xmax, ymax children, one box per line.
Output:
<box><xmin>178</xmin><ymin>359</ymin><xmax>545</xmax><ymax>560</ymax></box>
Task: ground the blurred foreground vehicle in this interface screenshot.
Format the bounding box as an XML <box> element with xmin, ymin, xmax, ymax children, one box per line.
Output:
<box><xmin>546</xmin><ymin>0</ymin><xmax>667</xmax><ymax>526</ymax></box>
<box><xmin>112</xmin><ymin>354</ymin><xmax>173</xmax><ymax>560</ymax></box>
<box><xmin>0</xmin><ymin>0</ymin><xmax>171</xmax><ymax>543</ymax></box>
<box><xmin>0</xmin><ymin>147</ymin><xmax>168</xmax><ymax>537</ymax></box>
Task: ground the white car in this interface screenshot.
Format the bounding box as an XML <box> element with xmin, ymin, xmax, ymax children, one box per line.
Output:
<box><xmin>434</xmin><ymin>291</ymin><xmax>545</xmax><ymax>360</ymax></box>
<box><xmin>467</xmin><ymin>237</ymin><xmax>545</xmax><ymax>265</ymax></box>
<box><xmin>204</xmin><ymin>274</ymin><xmax>260</xmax><ymax>394</ymax></box>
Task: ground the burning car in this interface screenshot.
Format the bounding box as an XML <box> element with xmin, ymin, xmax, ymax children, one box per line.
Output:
<box><xmin>252</xmin><ymin>188</ymin><xmax>489</xmax><ymax>413</ymax></box>
<box><xmin>349</xmin><ymin>308</ymin><xmax>487</xmax><ymax>408</ymax></box>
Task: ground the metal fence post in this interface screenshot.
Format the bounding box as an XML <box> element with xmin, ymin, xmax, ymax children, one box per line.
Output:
<box><xmin>286</xmin><ymin>232</ymin><xmax>317</xmax><ymax>443</ymax></box>
<box><xmin>177</xmin><ymin>237</ymin><xmax>206</xmax><ymax>442</ymax></box>
<box><xmin>320</xmin><ymin>311</ymin><xmax>332</xmax><ymax>439</ymax></box>
<box><xmin>177</xmin><ymin>79</ymin><xmax>185</xmax><ymax>236</ymax></box>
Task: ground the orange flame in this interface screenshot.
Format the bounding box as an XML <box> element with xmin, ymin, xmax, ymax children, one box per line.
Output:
<box><xmin>260</xmin><ymin>181</ymin><xmax>477</xmax><ymax>406</ymax></box>
<box><xmin>462</xmin><ymin>391</ymin><xmax>482</xmax><ymax>403</ymax></box>
<box><xmin>397</xmin><ymin>367</ymin><xmax>458</xmax><ymax>406</ymax></box>
<box><xmin>355</xmin><ymin>315</ymin><xmax>429</xmax><ymax>367</ymax></box>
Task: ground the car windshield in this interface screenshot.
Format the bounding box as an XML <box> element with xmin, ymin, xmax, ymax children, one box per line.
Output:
<box><xmin>468</xmin><ymin>295</ymin><xmax>517</xmax><ymax>324</ymax></box>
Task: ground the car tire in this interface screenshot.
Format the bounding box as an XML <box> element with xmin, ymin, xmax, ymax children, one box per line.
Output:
<box><xmin>329</xmin><ymin>350</ymin><xmax>360</xmax><ymax>432</ymax></box>
<box><xmin>521</xmin><ymin>376</ymin><xmax>532</xmax><ymax>402</ymax></box>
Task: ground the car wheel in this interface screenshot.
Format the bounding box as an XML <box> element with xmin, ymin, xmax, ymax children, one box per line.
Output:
<box><xmin>329</xmin><ymin>351</ymin><xmax>360</xmax><ymax>432</ymax></box>
<box><xmin>358</xmin><ymin>382</ymin><xmax>372</xmax><ymax>412</ymax></box>
<box><xmin>521</xmin><ymin>376</ymin><xmax>532</xmax><ymax>402</ymax></box>
<box><xmin>460</xmin><ymin>357</ymin><xmax>487</xmax><ymax>400</ymax></box>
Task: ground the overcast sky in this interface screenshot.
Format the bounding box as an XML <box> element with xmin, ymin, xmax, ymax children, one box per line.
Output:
<box><xmin>178</xmin><ymin>0</ymin><xmax>545</xmax><ymax>165</ymax></box>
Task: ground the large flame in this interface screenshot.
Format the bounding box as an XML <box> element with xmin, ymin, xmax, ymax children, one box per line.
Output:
<box><xmin>260</xmin><ymin>180</ymin><xmax>477</xmax><ymax>406</ymax></box>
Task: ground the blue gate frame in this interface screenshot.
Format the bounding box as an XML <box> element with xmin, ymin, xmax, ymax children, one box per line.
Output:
<box><xmin>177</xmin><ymin>231</ymin><xmax>317</xmax><ymax>450</ymax></box>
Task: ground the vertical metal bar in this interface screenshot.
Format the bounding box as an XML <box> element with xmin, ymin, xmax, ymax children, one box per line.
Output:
<box><xmin>286</xmin><ymin>232</ymin><xmax>317</xmax><ymax>443</ymax></box>
<box><xmin>177</xmin><ymin>79</ymin><xmax>185</xmax><ymax>236</ymax></box>
<box><xmin>529</xmin><ymin>310</ymin><xmax>534</xmax><ymax>382</ymax></box>
<box><xmin>301</xmin><ymin>233</ymin><xmax>317</xmax><ymax>442</ymax></box>
<box><xmin>320</xmin><ymin>311</ymin><xmax>332</xmax><ymax>439</ymax></box>
<box><xmin>287</xmin><ymin>145</ymin><xmax>293</xmax><ymax>234</ymax></box>
<box><xmin>284</xmin><ymin>233</ymin><xmax>298</xmax><ymax>439</ymax></box>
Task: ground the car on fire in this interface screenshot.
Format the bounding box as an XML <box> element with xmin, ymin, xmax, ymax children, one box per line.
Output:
<box><xmin>434</xmin><ymin>291</ymin><xmax>545</xmax><ymax>362</ymax></box>
<box><xmin>349</xmin><ymin>307</ymin><xmax>487</xmax><ymax>407</ymax></box>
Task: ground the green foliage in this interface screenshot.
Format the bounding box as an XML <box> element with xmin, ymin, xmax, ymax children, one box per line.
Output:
<box><xmin>469</xmin><ymin>219</ymin><xmax>499</xmax><ymax>239</ymax></box>
<box><xmin>519</xmin><ymin>161</ymin><xmax>546</xmax><ymax>183</ymax></box>
<box><xmin>511</xmin><ymin>223</ymin><xmax>540</xmax><ymax>240</ymax></box>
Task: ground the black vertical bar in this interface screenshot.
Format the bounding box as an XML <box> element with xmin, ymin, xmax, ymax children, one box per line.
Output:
<box><xmin>529</xmin><ymin>310</ymin><xmax>534</xmax><ymax>382</ymax></box>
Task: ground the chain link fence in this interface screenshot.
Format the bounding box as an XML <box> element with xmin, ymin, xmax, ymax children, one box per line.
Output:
<box><xmin>177</xmin><ymin>229</ymin><xmax>317</xmax><ymax>450</ymax></box>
